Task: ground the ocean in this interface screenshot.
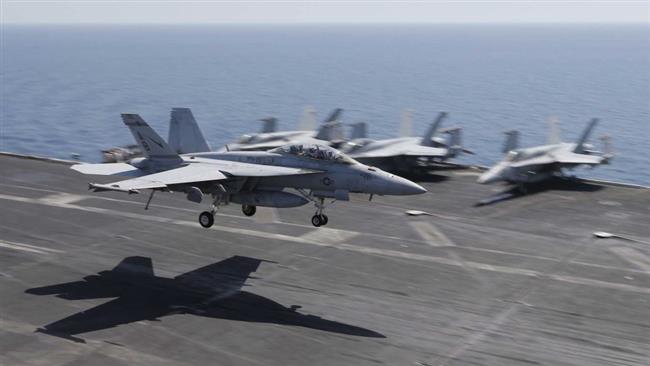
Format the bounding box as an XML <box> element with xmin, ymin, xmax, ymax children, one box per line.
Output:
<box><xmin>1</xmin><ymin>24</ymin><xmax>648</xmax><ymax>185</ymax></box>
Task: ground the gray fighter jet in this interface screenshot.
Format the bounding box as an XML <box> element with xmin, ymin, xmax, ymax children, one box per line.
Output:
<box><xmin>26</xmin><ymin>256</ymin><xmax>384</xmax><ymax>342</ymax></box>
<box><xmin>478</xmin><ymin>118</ymin><xmax>612</xmax><ymax>186</ymax></box>
<box><xmin>339</xmin><ymin>112</ymin><xmax>469</xmax><ymax>174</ymax></box>
<box><xmin>71</xmin><ymin>114</ymin><xmax>426</xmax><ymax>228</ymax></box>
<box><xmin>223</xmin><ymin>108</ymin><xmax>345</xmax><ymax>152</ymax></box>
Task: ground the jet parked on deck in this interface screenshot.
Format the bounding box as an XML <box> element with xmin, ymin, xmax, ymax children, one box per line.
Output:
<box><xmin>339</xmin><ymin>112</ymin><xmax>471</xmax><ymax>175</ymax></box>
<box><xmin>478</xmin><ymin>118</ymin><xmax>612</xmax><ymax>186</ymax></box>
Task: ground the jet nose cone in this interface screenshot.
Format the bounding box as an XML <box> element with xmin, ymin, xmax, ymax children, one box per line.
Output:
<box><xmin>477</xmin><ymin>166</ymin><xmax>504</xmax><ymax>184</ymax></box>
<box><xmin>393</xmin><ymin>175</ymin><xmax>427</xmax><ymax>195</ymax></box>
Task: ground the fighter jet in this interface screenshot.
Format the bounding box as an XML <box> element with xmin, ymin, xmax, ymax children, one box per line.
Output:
<box><xmin>71</xmin><ymin>114</ymin><xmax>426</xmax><ymax>228</ymax></box>
<box><xmin>223</xmin><ymin>108</ymin><xmax>345</xmax><ymax>152</ymax></box>
<box><xmin>26</xmin><ymin>256</ymin><xmax>384</xmax><ymax>342</ymax></box>
<box><xmin>478</xmin><ymin>118</ymin><xmax>612</xmax><ymax>186</ymax></box>
<box><xmin>339</xmin><ymin>112</ymin><xmax>470</xmax><ymax>175</ymax></box>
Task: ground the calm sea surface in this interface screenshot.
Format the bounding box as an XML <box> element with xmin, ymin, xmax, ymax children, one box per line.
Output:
<box><xmin>1</xmin><ymin>25</ymin><xmax>648</xmax><ymax>184</ymax></box>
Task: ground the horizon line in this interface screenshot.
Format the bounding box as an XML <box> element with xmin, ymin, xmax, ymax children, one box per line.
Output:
<box><xmin>2</xmin><ymin>21</ymin><xmax>649</xmax><ymax>25</ymax></box>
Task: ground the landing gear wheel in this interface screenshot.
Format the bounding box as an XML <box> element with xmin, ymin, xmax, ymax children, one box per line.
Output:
<box><xmin>242</xmin><ymin>205</ymin><xmax>257</xmax><ymax>217</ymax></box>
<box><xmin>319</xmin><ymin>214</ymin><xmax>328</xmax><ymax>226</ymax></box>
<box><xmin>311</xmin><ymin>214</ymin><xmax>323</xmax><ymax>227</ymax></box>
<box><xmin>199</xmin><ymin>211</ymin><xmax>214</xmax><ymax>228</ymax></box>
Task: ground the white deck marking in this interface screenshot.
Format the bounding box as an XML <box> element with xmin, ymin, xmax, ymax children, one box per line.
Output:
<box><xmin>409</xmin><ymin>221</ymin><xmax>455</xmax><ymax>247</ymax></box>
<box><xmin>253</xmin><ymin>207</ymin><xmax>279</xmax><ymax>224</ymax></box>
<box><xmin>40</xmin><ymin>193</ymin><xmax>85</xmax><ymax>205</ymax></box>
<box><xmin>609</xmin><ymin>247</ymin><xmax>650</xmax><ymax>272</ymax></box>
<box><xmin>0</xmin><ymin>193</ymin><xmax>648</xmax><ymax>294</ymax></box>
<box><xmin>0</xmin><ymin>240</ymin><xmax>64</xmax><ymax>254</ymax></box>
<box><xmin>300</xmin><ymin>227</ymin><xmax>359</xmax><ymax>245</ymax></box>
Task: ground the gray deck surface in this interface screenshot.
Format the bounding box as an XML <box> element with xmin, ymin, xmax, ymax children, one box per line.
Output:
<box><xmin>1</xmin><ymin>154</ymin><xmax>648</xmax><ymax>366</ymax></box>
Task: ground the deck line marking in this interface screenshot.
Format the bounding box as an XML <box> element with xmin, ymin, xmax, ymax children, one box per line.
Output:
<box><xmin>409</xmin><ymin>221</ymin><xmax>455</xmax><ymax>247</ymax></box>
<box><xmin>0</xmin><ymin>193</ymin><xmax>648</xmax><ymax>294</ymax></box>
<box><xmin>0</xmin><ymin>240</ymin><xmax>64</xmax><ymax>255</ymax></box>
<box><xmin>608</xmin><ymin>247</ymin><xmax>650</xmax><ymax>272</ymax></box>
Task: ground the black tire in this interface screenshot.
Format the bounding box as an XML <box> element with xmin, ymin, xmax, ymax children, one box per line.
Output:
<box><xmin>319</xmin><ymin>214</ymin><xmax>329</xmax><ymax>226</ymax></box>
<box><xmin>311</xmin><ymin>214</ymin><xmax>322</xmax><ymax>227</ymax></box>
<box><xmin>242</xmin><ymin>205</ymin><xmax>257</xmax><ymax>217</ymax></box>
<box><xmin>199</xmin><ymin>211</ymin><xmax>214</xmax><ymax>228</ymax></box>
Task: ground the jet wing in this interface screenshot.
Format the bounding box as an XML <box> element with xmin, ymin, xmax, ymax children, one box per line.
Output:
<box><xmin>174</xmin><ymin>256</ymin><xmax>263</xmax><ymax>295</ymax></box>
<box><xmin>192</xmin><ymin>158</ymin><xmax>323</xmax><ymax>177</ymax></box>
<box><xmin>509</xmin><ymin>155</ymin><xmax>557</xmax><ymax>168</ymax></box>
<box><xmin>352</xmin><ymin>145</ymin><xmax>446</xmax><ymax>158</ymax></box>
<box><xmin>37</xmin><ymin>296</ymin><xmax>170</xmax><ymax>339</ymax></box>
<box><xmin>89</xmin><ymin>163</ymin><xmax>229</xmax><ymax>192</ymax></box>
<box><xmin>509</xmin><ymin>153</ymin><xmax>602</xmax><ymax>168</ymax></box>
<box><xmin>553</xmin><ymin>152</ymin><xmax>604</xmax><ymax>165</ymax></box>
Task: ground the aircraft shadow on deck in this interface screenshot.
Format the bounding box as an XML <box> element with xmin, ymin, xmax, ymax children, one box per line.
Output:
<box><xmin>25</xmin><ymin>255</ymin><xmax>385</xmax><ymax>343</ymax></box>
<box><xmin>475</xmin><ymin>177</ymin><xmax>605</xmax><ymax>207</ymax></box>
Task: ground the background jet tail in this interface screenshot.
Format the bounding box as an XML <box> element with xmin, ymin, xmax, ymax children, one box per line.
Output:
<box><xmin>324</xmin><ymin>108</ymin><xmax>343</xmax><ymax>123</ymax></box>
<box><xmin>112</xmin><ymin>256</ymin><xmax>154</xmax><ymax>277</ymax></box>
<box><xmin>443</xmin><ymin>127</ymin><xmax>463</xmax><ymax>158</ymax></box>
<box><xmin>122</xmin><ymin>114</ymin><xmax>182</xmax><ymax>162</ymax></box>
<box><xmin>315</xmin><ymin>108</ymin><xmax>345</xmax><ymax>141</ymax></box>
<box><xmin>502</xmin><ymin>130</ymin><xmax>519</xmax><ymax>153</ymax></box>
<box><xmin>349</xmin><ymin>122</ymin><xmax>368</xmax><ymax>140</ymax></box>
<box><xmin>259</xmin><ymin>117</ymin><xmax>277</xmax><ymax>133</ymax></box>
<box><xmin>421</xmin><ymin>112</ymin><xmax>448</xmax><ymax>146</ymax></box>
<box><xmin>168</xmin><ymin>108</ymin><xmax>212</xmax><ymax>154</ymax></box>
<box><xmin>573</xmin><ymin>118</ymin><xmax>599</xmax><ymax>154</ymax></box>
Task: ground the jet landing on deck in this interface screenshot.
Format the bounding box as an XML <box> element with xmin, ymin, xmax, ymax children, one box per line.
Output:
<box><xmin>26</xmin><ymin>256</ymin><xmax>385</xmax><ymax>343</ymax></box>
<box><xmin>71</xmin><ymin>113</ymin><xmax>425</xmax><ymax>228</ymax></box>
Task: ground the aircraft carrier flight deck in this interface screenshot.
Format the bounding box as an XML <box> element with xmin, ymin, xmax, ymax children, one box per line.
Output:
<box><xmin>1</xmin><ymin>153</ymin><xmax>648</xmax><ymax>366</ymax></box>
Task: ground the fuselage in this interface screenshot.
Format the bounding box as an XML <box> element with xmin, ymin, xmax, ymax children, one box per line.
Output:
<box><xmin>183</xmin><ymin>149</ymin><xmax>426</xmax><ymax>196</ymax></box>
<box><xmin>478</xmin><ymin>142</ymin><xmax>590</xmax><ymax>184</ymax></box>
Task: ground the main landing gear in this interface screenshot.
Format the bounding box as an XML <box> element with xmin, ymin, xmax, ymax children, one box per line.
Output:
<box><xmin>198</xmin><ymin>194</ymin><xmax>223</xmax><ymax>228</ymax></box>
<box><xmin>311</xmin><ymin>213</ymin><xmax>328</xmax><ymax>227</ymax></box>
<box><xmin>242</xmin><ymin>204</ymin><xmax>256</xmax><ymax>217</ymax></box>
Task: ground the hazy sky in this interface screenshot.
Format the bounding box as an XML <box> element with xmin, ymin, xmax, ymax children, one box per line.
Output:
<box><xmin>2</xmin><ymin>1</ymin><xmax>648</xmax><ymax>24</ymax></box>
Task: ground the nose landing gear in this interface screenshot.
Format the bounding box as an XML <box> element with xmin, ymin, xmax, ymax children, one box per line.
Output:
<box><xmin>311</xmin><ymin>197</ymin><xmax>330</xmax><ymax>227</ymax></box>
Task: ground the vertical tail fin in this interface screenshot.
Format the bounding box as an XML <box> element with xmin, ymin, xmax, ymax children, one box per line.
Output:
<box><xmin>298</xmin><ymin>106</ymin><xmax>317</xmax><ymax>131</ymax></box>
<box><xmin>112</xmin><ymin>256</ymin><xmax>154</xmax><ymax>277</ymax></box>
<box><xmin>259</xmin><ymin>117</ymin><xmax>277</xmax><ymax>133</ymax></box>
<box><xmin>547</xmin><ymin>115</ymin><xmax>561</xmax><ymax>144</ymax></box>
<box><xmin>122</xmin><ymin>114</ymin><xmax>182</xmax><ymax>162</ymax></box>
<box><xmin>315</xmin><ymin>108</ymin><xmax>344</xmax><ymax>141</ymax></box>
<box><xmin>399</xmin><ymin>109</ymin><xmax>414</xmax><ymax>137</ymax></box>
<box><xmin>444</xmin><ymin>127</ymin><xmax>462</xmax><ymax>158</ymax></box>
<box><xmin>502</xmin><ymin>130</ymin><xmax>519</xmax><ymax>153</ymax></box>
<box><xmin>350</xmin><ymin>122</ymin><xmax>368</xmax><ymax>139</ymax></box>
<box><xmin>324</xmin><ymin>108</ymin><xmax>343</xmax><ymax>123</ymax></box>
<box><xmin>421</xmin><ymin>112</ymin><xmax>448</xmax><ymax>146</ymax></box>
<box><xmin>168</xmin><ymin>108</ymin><xmax>211</xmax><ymax>154</ymax></box>
<box><xmin>573</xmin><ymin>118</ymin><xmax>599</xmax><ymax>153</ymax></box>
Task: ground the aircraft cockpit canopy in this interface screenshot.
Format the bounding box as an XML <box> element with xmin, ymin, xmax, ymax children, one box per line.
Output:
<box><xmin>271</xmin><ymin>144</ymin><xmax>357</xmax><ymax>164</ymax></box>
